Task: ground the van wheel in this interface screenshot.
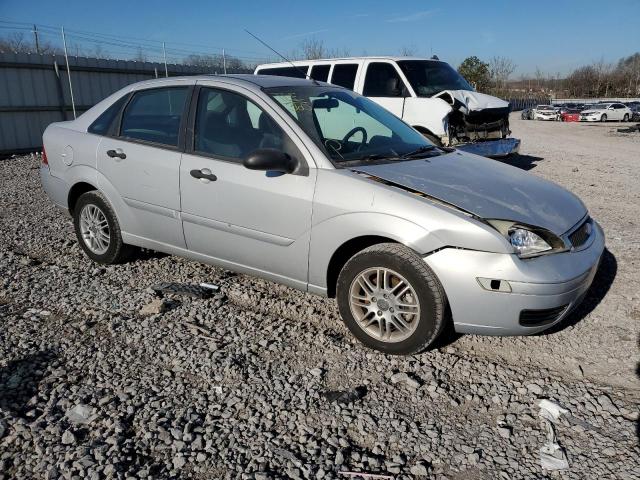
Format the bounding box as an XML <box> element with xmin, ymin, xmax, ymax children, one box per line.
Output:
<box><xmin>73</xmin><ymin>191</ymin><xmax>134</xmax><ymax>264</ymax></box>
<box><xmin>336</xmin><ymin>243</ymin><xmax>447</xmax><ymax>355</ymax></box>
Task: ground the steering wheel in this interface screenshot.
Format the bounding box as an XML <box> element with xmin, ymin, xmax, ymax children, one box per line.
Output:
<box><xmin>341</xmin><ymin>127</ymin><xmax>368</xmax><ymax>150</ymax></box>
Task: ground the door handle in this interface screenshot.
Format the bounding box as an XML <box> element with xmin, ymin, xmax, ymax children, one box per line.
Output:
<box><xmin>106</xmin><ymin>149</ymin><xmax>126</xmax><ymax>159</ymax></box>
<box><xmin>190</xmin><ymin>168</ymin><xmax>217</xmax><ymax>182</ymax></box>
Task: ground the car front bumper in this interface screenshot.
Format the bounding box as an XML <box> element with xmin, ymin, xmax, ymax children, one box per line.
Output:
<box><xmin>580</xmin><ymin>116</ymin><xmax>600</xmax><ymax>122</ymax></box>
<box><xmin>424</xmin><ymin>221</ymin><xmax>605</xmax><ymax>335</ymax></box>
<box><xmin>455</xmin><ymin>137</ymin><xmax>521</xmax><ymax>158</ymax></box>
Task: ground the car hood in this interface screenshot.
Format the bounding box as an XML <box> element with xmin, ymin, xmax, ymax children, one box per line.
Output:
<box><xmin>581</xmin><ymin>110</ymin><xmax>603</xmax><ymax>114</ymax></box>
<box><xmin>432</xmin><ymin>89</ymin><xmax>509</xmax><ymax>114</ymax></box>
<box><xmin>352</xmin><ymin>151</ymin><xmax>587</xmax><ymax>235</ymax></box>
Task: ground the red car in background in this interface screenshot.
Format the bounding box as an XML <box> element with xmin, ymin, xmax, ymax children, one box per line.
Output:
<box><xmin>561</xmin><ymin>109</ymin><xmax>581</xmax><ymax>122</ymax></box>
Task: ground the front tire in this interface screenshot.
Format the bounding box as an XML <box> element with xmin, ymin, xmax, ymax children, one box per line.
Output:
<box><xmin>623</xmin><ymin>113</ymin><xmax>629</xmax><ymax>122</ymax></box>
<box><xmin>336</xmin><ymin>243</ymin><xmax>447</xmax><ymax>355</ymax></box>
<box><xmin>73</xmin><ymin>191</ymin><xmax>134</xmax><ymax>264</ymax></box>
<box><xmin>601</xmin><ymin>114</ymin><xmax>607</xmax><ymax>122</ymax></box>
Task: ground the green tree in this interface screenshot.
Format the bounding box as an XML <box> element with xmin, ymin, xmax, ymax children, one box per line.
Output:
<box><xmin>457</xmin><ymin>56</ymin><xmax>491</xmax><ymax>92</ymax></box>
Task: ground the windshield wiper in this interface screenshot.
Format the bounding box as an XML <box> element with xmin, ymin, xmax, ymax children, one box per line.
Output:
<box><xmin>400</xmin><ymin>145</ymin><xmax>438</xmax><ymax>159</ymax></box>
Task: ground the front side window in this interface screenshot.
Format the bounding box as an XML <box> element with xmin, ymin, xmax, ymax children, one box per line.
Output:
<box><xmin>266</xmin><ymin>86</ymin><xmax>436</xmax><ymax>165</ymax></box>
<box><xmin>397</xmin><ymin>60</ymin><xmax>473</xmax><ymax>97</ymax></box>
<box><xmin>363</xmin><ymin>62</ymin><xmax>407</xmax><ymax>97</ymax></box>
<box><xmin>330</xmin><ymin>64</ymin><xmax>358</xmax><ymax>90</ymax></box>
<box><xmin>194</xmin><ymin>88</ymin><xmax>290</xmax><ymax>160</ymax></box>
<box><xmin>120</xmin><ymin>87</ymin><xmax>188</xmax><ymax>146</ymax></box>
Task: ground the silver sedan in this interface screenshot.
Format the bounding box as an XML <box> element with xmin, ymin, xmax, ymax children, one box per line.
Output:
<box><xmin>40</xmin><ymin>75</ymin><xmax>604</xmax><ymax>355</ymax></box>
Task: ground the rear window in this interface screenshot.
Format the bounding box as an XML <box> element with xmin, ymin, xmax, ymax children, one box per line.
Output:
<box><xmin>120</xmin><ymin>87</ymin><xmax>188</xmax><ymax>147</ymax></box>
<box><xmin>258</xmin><ymin>66</ymin><xmax>308</xmax><ymax>78</ymax></box>
<box><xmin>330</xmin><ymin>64</ymin><xmax>358</xmax><ymax>90</ymax></box>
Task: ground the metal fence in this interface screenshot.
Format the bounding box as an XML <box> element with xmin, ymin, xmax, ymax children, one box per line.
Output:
<box><xmin>0</xmin><ymin>52</ymin><xmax>251</xmax><ymax>154</ymax></box>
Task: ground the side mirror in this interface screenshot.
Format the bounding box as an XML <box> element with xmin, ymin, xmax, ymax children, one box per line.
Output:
<box><xmin>243</xmin><ymin>148</ymin><xmax>298</xmax><ymax>174</ymax></box>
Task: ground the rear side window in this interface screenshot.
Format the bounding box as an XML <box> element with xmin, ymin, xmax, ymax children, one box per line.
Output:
<box><xmin>120</xmin><ymin>87</ymin><xmax>188</xmax><ymax>147</ymax></box>
<box><xmin>363</xmin><ymin>62</ymin><xmax>406</xmax><ymax>97</ymax></box>
<box><xmin>258</xmin><ymin>66</ymin><xmax>308</xmax><ymax>78</ymax></box>
<box><xmin>88</xmin><ymin>94</ymin><xmax>129</xmax><ymax>136</ymax></box>
<box><xmin>330</xmin><ymin>64</ymin><xmax>358</xmax><ymax>90</ymax></box>
<box><xmin>309</xmin><ymin>65</ymin><xmax>330</xmax><ymax>82</ymax></box>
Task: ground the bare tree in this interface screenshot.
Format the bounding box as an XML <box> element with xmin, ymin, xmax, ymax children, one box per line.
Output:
<box><xmin>399</xmin><ymin>45</ymin><xmax>417</xmax><ymax>56</ymax></box>
<box><xmin>301</xmin><ymin>38</ymin><xmax>326</xmax><ymax>60</ymax></box>
<box><xmin>489</xmin><ymin>56</ymin><xmax>516</xmax><ymax>92</ymax></box>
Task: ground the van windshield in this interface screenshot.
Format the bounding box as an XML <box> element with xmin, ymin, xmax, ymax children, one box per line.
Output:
<box><xmin>264</xmin><ymin>85</ymin><xmax>436</xmax><ymax>165</ymax></box>
<box><xmin>397</xmin><ymin>60</ymin><xmax>473</xmax><ymax>97</ymax></box>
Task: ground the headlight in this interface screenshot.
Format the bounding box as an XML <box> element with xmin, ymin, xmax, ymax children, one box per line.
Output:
<box><xmin>486</xmin><ymin>220</ymin><xmax>565</xmax><ymax>258</ymax></box>
<box><xmin>508</xmin><ymin>227</ymin><xmax>552</xmax><ymax>257</ymax></box>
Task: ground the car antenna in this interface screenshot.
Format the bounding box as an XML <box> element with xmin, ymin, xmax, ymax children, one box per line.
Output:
<box><xmin>245</xmin><ymin>29</ymin><xmax>319</xmax><ymax>85</ymax></box>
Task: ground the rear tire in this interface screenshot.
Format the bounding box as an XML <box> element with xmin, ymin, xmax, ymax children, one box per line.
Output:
<box><xmin>73</xmin><ymin>191</ymin><xmax>134</xmax><ymax>264</ymax></box>
<box><xmin>336</xmin><ymin>243</ymin><xmax>447</xmax><ymax>355</ymax></box>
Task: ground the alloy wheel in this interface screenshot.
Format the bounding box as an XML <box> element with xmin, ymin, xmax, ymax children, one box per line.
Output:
<box><xmin>348</xmin><ymin>267</ymin><xmax>421</xmax><ymax>343</ymax></box>
<box><xmin>79</xmin><ymin>204</ymin><xmax>110</xmax><ymax>255</ymax></box>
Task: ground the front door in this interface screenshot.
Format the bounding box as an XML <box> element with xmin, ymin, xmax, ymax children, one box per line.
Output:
<box><xmin>361</xmin><ymin>61</ymin><xmax>407</xmax><ymax>117</ymax></box>
<box><xmin>179</xmin><ymin>85</ymin><xmax>316</xmax><ymax>289</ymax></box>
<box><xmin>98</xmin><ymin>86</ymin><xmax>190</xmax><ymax>248</ymax></box>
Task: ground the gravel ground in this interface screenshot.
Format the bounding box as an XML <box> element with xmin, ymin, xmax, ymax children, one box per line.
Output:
<box><xmin>0</xmin><ymin>116</ymin><xmax>639</xmax><ymax>479</ymax></box>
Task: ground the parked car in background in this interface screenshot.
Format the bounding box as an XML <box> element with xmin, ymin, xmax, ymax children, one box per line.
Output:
<box><xmin>40</xmin><ymin>74</ymin><xmax>603</xmax><ymax>355</ymax></box>
<box><xmin>255</xmin><ymin>57</ymin><xmax>520</xmax><ymax>157</ymax></box>
<box><xmin>580</xmin><ymin>103</ymin><xmax>632</xmax><ymax>122</ymax></box>
<box><xmin>521</xmin><ymin>107</ymin><xmax>534</xmax><ymax>120</ymax></box>
<box><xmin>560</xmin><ymin>109</ymin><xmax>581</xmax><ymax>122</ymax></box>
<box><xmin>630</xmin><ymin>105</ymin><xmax>640</xmax><ymax>122</ymax></box>
<box><xmin>533</xmin><ymin>105</ymin><xmax>558</xmax><ymax>121</ymax></box>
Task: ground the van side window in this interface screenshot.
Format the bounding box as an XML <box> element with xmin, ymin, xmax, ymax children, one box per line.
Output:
<box><xmin>363</xmin><ymin>62</ymin><xmax>406</xmax><ymax>97</ymax></box>
<box><xmin>120</xmin><ymin>87</ymin><xmax>188</xmax><ymax>147</ymax></box>
<box><xmin>309</xmin><ymin>65</ymin><xmax>330</xmax><ymax>82</ymax></box>
<box><xmin>258</xmin><ymin>66</ymin><xmax>308</xmax><ymax>78</ymax></box>
<box><xmin>330</xmin><ymin>64</ymin><xmax>358</xmax><ymax>90</ymax></box>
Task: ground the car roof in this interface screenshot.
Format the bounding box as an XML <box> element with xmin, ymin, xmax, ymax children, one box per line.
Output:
<box><xmin>127</xmin><ymin>73</ymin><xmax>332</xmax><ymax>91</ymax></box>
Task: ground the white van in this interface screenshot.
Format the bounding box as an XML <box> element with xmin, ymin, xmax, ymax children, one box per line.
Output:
<box><xmin>255</xmin><ymin>57</ymin><xmax>520</xmax><ymax>157</ymax></box>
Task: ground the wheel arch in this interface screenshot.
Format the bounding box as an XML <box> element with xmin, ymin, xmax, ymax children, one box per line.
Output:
<box><xmin>326</xmin><ymin>235</ymin><xmax>399</xmax><ymax>298</ymax></box>
<box><xmin>68</xmin><ymin>181</ymin><xmax>98</xmax><ymax>215</ymax></box>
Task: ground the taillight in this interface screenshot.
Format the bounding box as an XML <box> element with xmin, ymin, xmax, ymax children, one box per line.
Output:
<box><xmin>42</xmin><ymin>148</ymin><xmax>49</xmax><ymax>167</ymax></box>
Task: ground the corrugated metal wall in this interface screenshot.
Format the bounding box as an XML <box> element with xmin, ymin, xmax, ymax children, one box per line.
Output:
<box><xmin>0</xmin><ymin>52</ymin><xmax>245</xmax><ymax>154</ymax></box>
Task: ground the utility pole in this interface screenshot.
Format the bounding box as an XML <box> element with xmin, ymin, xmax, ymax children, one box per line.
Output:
<box><xmin>162</xmin><ymin>42</ymin><xmax>168</xmax><ymax>77</ymax></box>
<box><xmin>61</xmin><ymin>27</ymin><xmax>76</xmax><ymax>119</ymax></box>
<box><xmin>33</xmin><ymin>25</ymin><xmax>41</xmax><ymax>54</ymax></box>
<box><xmin>223</xmin><ymin>48</ymin><xmax>227</xmax><ymax>74</ymax></box>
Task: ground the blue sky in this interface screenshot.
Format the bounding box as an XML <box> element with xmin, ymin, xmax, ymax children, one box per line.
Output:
<box><xmin>2</xmin><ymin>0</ymin><xmax>639</xmax><ymax>75</ymax></box>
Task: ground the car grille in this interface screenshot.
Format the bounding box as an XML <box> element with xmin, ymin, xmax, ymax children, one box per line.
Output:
<box><xmin>519</xmin><ymin>305</ymin><xmax>568</xmax><ymax>327</ymax></box>
<box><xmin>569</xmin><ymin>219</ymin><xmax>592</xmax><ymax>248</ymax></box>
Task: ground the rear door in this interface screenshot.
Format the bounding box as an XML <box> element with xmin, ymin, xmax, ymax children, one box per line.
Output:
<box><xmin>360</xmin><ymin>61</ymin><xmax>408</xmax><ymax>117</ymax></box>
<box><xmin>98</xmin><ymin>85</ymin><xmax>190</xmax><ymax>248</ymax></box>
<box><xmin>179</xmin><ymin>83</ymin><xmax>316</xmax><ymax>289</ymax></box>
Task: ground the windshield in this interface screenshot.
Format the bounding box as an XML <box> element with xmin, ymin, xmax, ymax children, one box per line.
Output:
<box><xmin>397</xmin><ymin>60</ymin><xmax>473</xmax><ymax>97</ymax></box>
<box><xmin>265</xmin><ymin>86</ymin><xmax>436</xmax><ymax>164</ymax></box>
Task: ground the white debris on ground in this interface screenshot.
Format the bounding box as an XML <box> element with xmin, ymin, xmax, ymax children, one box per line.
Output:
<box><xmin>538</xmin><ymin>400</ymin><xmax>570</xmax><ymax>470</ymax></box>
<box><xmin>0</xmin><ymin>117</ymin><xmax>639</xmax><ymax>478</ymax></box>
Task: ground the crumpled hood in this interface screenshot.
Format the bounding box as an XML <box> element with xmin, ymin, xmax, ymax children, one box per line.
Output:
<box><xmin>433</xmin><ymin>89</ymin><xmax>509</xmax><ymax>114</ymax></box>
<box><xmin>353</xmin><ymin>151</ymin><xmax>587</xmax><ymax>235</ymax></box>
